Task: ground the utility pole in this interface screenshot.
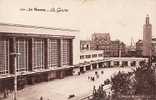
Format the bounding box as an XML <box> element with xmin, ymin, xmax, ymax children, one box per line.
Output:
<box><xmin>10</xmin><ymin>52</ymin><xmax>21</xmax><ymax>100</ymax></box>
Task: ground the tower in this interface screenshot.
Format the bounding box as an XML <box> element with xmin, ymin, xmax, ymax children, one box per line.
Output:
<box><xmin>143</xmin><ymin>14</ymin><xmax>152</xmax><ymax>57</ymax></box>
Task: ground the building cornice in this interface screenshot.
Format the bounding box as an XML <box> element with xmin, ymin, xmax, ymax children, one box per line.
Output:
<box><xmin>0</xmin><ymin>32</ymin><xmax>75</xmax><ymax>39</ymax></box>
<box><xmin>0</xmin><ymin>22</ymin><xmax>80</xmax><ymax>32</ymax></box>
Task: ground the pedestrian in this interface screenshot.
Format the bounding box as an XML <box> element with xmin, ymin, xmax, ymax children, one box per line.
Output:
<box><xmin>101</xmin><ymin>71</ymin><xmax>104</xmax><ymax>74</ymax></box>
<box><xmin>92</xmin><ymin>77</ymin><xmax>95</xmax><ymax>81</ymax></box>
<box><xmin>95</xmin><ymin>71</ymin><xmax>98</xmax><ymax>75</ymax></box>
<box><xmin>90</xmin><ymin>77</ymin><xmax>93</xmax><ymax>81</ymax></box>
<box><xmin>40</xmin><ymin>96</ymin><xmax>43</xmax><ymax>100</ymax></box>
<box><xmin>93</xmin><ymin>85</ymin><xmax>96</xmax><ymax>95</ymax></box>
<box><xmin>88</xmin><ymin>76</ymin><xmax>90</xmax><ymax>80</ymax></box>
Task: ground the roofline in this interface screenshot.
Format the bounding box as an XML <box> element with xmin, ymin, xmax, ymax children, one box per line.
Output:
<box><xmin>0</xmin><ymin>32</ymin><xmax>75</xmax><ymax>39</ymax></box>
<box><xmin>0</xmin><ymin>22</ymin><xmax>80</xmax><ymax>32</ymax></box>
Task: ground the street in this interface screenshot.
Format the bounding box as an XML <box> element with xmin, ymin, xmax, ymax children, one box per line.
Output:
<box><xmin>5</xmin><ymin>67</ymin><xmax>133</xmax><ymax>100</ymax></box>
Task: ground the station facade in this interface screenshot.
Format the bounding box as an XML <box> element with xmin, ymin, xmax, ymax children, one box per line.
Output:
<box><xmin>0</xmin><ymin>23</ymin><xmax>80</xmax><ymax>90</ymax></box>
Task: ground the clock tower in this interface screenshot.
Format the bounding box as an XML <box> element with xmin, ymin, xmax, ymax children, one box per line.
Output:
<box><xmin>143</xmin><ymin>14</ymin><xmax>152</xmax><ymax>57</ymax></box>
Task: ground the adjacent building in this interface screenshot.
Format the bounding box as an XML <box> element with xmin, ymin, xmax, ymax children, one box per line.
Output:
<box><xmin>110</xmin><ymin>40</ymin><xmax>126</xmax><ymax>57</ymax></box>
<box><xmin>91</xmin><ymin>33</ymin><xmax>111</xmax><ymax>51</ymax></box>
<box><xmin>80</xmin><ymin>40</ymin><xmax>92</xmax><ymax>50</ymax></box>
<box><xmin>151</xmin><ymin>38</ymin><xmax>156</xmax><ymax>56</ymax></box>
<box><xmin>136</xmin><ymin>40</ymin><xmax>144</xmax><ymax>57</ymax></box>
<box><xmin>78</xmin><ymin>40</ymin><xmax>104</xmax><ymax>73</ymax></box>
<box><xmin>88</xmin><ymin>33</ymin><xmax>126</xmax><ymax>57</ymax></box>
<box><xmin>136</xmin><ymin>38</ymin><xmax>156</xmax><ymax>57</ymax></box>
<box><xmin>80</xmin><ymin>50</ymin><xmax>104</xmax><ymax>63</ymax></box>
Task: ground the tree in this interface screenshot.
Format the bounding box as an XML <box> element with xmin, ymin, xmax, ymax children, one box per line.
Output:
<box><xmin>92</xmin><ymin>85</ymin><xmax>107</xmax><ymax>100</ymax></box>
<box><xmin>111</xmin><ymin>71</ymin><xmax>134</xmax><ymax>96</ymax></box>
<box><xmin>134</xmin><ymin>64</ymin><xmax>156</xmax><ymax>95</ymax></box>
<box><xmin>110</xmin><ymin>63</ymin><xmax>156</xmax><ymax>100</ymax></box>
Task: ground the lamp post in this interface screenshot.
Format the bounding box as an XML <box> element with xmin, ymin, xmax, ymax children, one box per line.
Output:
<box><xmin>10</xmin><ymin>52</ymin><xmax>21</xmax><ymax>100</ymax></box>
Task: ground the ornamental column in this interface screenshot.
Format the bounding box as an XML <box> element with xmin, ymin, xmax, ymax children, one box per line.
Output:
<box><xmin>28</xmin><ymin>38</ymin><xmax>33</xmax><ymax>71</ymax></box>
<box><xmin>44</xmin><ymin>38</ymin><xmax>49</xmax><ymax>69</ymax></box>
<box><xmin>59</xmin><ymin>38</ymin><xmax>63</xmax><ymax>67</ymax></box>
<box><xmin>128</xmin><ymin>61</ymin><xmax>131</xmax><ymax>67</ymax></box>
<box><xmin>97</xmin><ymin>63</ymin><xmax>99</xmax><ymax>68</ymax></box>
<box><xmin>110</xmin><ymin>61</ymin><xmax>114</xmax><ymax>67</ymax></box>
<box><xmin>9</xmin><ymin>37</ymin><xmax>16</xmax><ymax>74</ymax></box>
<box><xmin>119</xmin><ymin>61</ymin><xmax>122</xmax><ymax>67</ymax></box>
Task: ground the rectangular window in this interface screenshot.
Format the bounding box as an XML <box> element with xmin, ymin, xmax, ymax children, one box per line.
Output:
<box><xmin>48</xmin><ymin>39</ymin><xmax>60</xmax><ymax>68</ymax></box>
<box><xmin>86</xmin><ymin>55</ymin><xmax>91</xmax><ymax>58</ymax></box>
<box><xmin>80</xmin><ymin>55</ymin><xmax>84</xmax><ymax>59</ymax></box>
<box><xmin>32</xmin><ymin>39</ymin><xmax>45</xmax><ymax>70</ymax></box>
<box><xmin>0</xmin><ymin>39</ymin><xmax>9</xmax><ymax>75</ymax></box>
<box><xmin>92</xmin><ymin>54</ymin><xmax>97</xmax><ymax>58</ymax></box>
<box><xmin>62</xmin><ymin>39</ymin><xmax>72</xmax><ymax>65</ymax></box>
<box><xmin>98</xmin><ymin>54</ymin><xmax>103</xmax><ymax>57</ymax></box>
<box><xmin>16</xmin><ymin>39</ymin><xmax>29</xmax><ymax>72</ymax></box>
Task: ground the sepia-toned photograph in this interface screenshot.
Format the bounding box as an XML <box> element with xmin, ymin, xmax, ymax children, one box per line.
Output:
<box><xmin>0</xmin><ymin>0</ymin><xmax>156</xmax><ymax>100</ymax></box>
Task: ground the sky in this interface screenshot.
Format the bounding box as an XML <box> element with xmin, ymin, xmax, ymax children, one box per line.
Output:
<box><xmin>0</xmin><ymin>0</ymin><xmax>156</xmax><ymax>45</ymax></box>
